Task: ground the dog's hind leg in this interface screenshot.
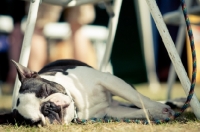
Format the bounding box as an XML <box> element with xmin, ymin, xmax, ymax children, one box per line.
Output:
<box><xmin>98</xmin><ymin>73</ymin><xmax>174</xmax><ymax>120</ymax></box>
<box><xmin>98</xmin><ymin>100</ymin><xmax>173</xmax><ymax>120</ymax></box>
<box><xmin>106</xmin><ymin>105</ymin><xmax>149</xmax><ymax>119</ymax></box>
<box><xmin>99</xmin><ymin>73</ymin><xmax>160</xmax><ymax>108</ymax></box>
<box><xmin>104</xmin><ymin>105</ymin><xmax>172</xmax><ymax>120</ymax></box>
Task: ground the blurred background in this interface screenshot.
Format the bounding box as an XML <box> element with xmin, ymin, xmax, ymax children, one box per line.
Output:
<box><xmin>0</xmin><ymin>0</ymin><xmax>200</xmax><ymax>98</ymax></box>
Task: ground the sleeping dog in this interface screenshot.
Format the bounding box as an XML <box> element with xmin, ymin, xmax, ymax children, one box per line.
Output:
<box><xmin>0</xmin><ymin>59</ymin><xmax>175</xmax><ymax>126</ymax></box>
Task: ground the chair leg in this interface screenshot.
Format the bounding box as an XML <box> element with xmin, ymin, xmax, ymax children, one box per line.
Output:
<box><xmin>136</xmin><ymin>0</ymin><xmax>160</xmax><ymax>93</ymax></box>
<box><xmin>167</xmin><ymin>25</ymin><xmax>186</xmax><ymax>100</ymax></box>
<box><xmin>100</xmin><ymin>0</ymin><xmax>122</xmax><ymax>72</ymax></box>
<box><xmin>145</xmin><ymin>0</ymin><xmax>200</xmax><ymax>119</ymax></box>
<box><xmin>12</xmin><ymin>0</ymin><xmax>40</xmax><ymax>109</ymax></box>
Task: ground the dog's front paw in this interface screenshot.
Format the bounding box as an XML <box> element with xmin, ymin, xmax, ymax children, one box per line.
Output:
<box><xmin>147</xmin><ymin>104</ymin><xmax>175</xmax><ymax>120</ymax></box>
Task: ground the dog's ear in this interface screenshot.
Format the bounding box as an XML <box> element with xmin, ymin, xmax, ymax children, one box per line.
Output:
<box><xmin>0</xmin><ymin>112</ymin><xmax>15</xmax><ymax>124</ymax></box>
<box><xmin>11</xmin><ymin>60</ymin><xmax>39</xmax><ymax>82</ymax></box>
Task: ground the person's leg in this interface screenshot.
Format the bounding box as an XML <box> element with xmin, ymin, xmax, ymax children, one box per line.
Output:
<box><xmin>28</xmin><ymin>3</ymin><xmax>63</xmax><ymax>71</ymax></box>
<box><xmin>65</xmin><ymin>5</ymin><xmax>97</xmax><ymax>68</ymax></box>
<box><xmin>28</xmin><ymin>29</ymin><xmax>47</xmax><ymax>71</ymax></box>
<box><xmin>6</xmin><ymin>23</ymin><xmax>23</xmax><ymax>85</ymax></box>
<box><xmin>70</xmin><ymin>25</ymin><xmax>97</xmax><ymax>68</ymax></box>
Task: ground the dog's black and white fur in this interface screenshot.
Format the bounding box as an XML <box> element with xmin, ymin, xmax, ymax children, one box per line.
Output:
<box><xmin>0</xmin><ymin>59</ymin><xmax>179</xmax><ymax>126</ymax></box>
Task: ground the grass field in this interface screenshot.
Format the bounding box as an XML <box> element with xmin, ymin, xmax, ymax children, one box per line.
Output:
<box><xmin>0</xmin><ymin>83</ymin><xmax>200</xmax><ymax>132</ymax></box>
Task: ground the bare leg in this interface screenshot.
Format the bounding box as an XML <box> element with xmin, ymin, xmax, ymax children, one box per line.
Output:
<box><xmin>65</xmin><ymin>5</ymin><xmax>97</xmax><ymax>68</ymax></box>
<box><xmin>28</xmin><ymin>3</ymin><xmax>63</xmax><ymax>71</ymax></box>
<box><xmin>70</xmin><ymin>26</ymin><xmax>97</xmax><ymax>68</ymax></box>
<box><xmin>28</xmin><ymin>29</ymin><xmax>47</xmax><ymax>71</ymax></box>
<box><xmin>6</xmin><ymin>23</ymin><xmax>23</xmax><ymax>85</ymax></box>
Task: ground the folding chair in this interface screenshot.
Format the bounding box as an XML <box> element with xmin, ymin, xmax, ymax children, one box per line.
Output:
<box><xmin>13</xmin><ymin>0</ymin><xmax>200</xmax><ymax>119</ymax></box>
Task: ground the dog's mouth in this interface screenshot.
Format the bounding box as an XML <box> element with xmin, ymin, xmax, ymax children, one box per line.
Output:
<box><xmin>41</xmin><ymin>101</ymin><xmax>69</xmax><ymax>124</ymax></box>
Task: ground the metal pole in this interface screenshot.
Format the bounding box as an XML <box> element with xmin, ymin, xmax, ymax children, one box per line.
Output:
<box><xmin>136</xmin><ymin>0</ymin><xmax>160</xmax><ymax>92</ymax></box>
<box><xmin>100</xmin><ymin>0</ymin><xmax>122</xmax><ymax>71</ymax></box>
<box><xmin>167</xmin><ymin>25</ymin><xmax>186</xmax><ymax>99</ymax></box>
<box><xmin>145</xmin><ymin>0</ymin><xmax>200</xmax><ymax>119</ymax></box>
<box><xmin>12</xmin><ymin>0</ymin><xmax>40</xmax><ymax>109</ymax></box>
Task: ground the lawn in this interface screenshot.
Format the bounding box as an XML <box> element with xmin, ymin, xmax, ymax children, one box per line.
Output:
<box><xmin>0</xmin><ymin>83</ymin><xmax>200</xmax><ymax>132</ymax></box>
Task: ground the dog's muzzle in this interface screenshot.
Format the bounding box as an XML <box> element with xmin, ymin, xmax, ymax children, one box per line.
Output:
<box><xmin>41</xmin><ymin>93</ymin><xmax>74</xmax><ymax>124</ymax></box>
<box><xmin>41</xmin><ymin>101</ymin><xmax>69</xmax><ymax>124</ymax></box>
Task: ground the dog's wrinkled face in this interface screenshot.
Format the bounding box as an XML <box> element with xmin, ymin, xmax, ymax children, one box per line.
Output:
<box><xmin>4</xmin><ymin>61</ymin><xmax>75</xmax><ymax>126</ymax></box>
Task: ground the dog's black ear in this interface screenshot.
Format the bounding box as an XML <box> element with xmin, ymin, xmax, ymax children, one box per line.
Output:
<box><xmin>0</xmin><ymin>112</ymin><xmax>15</xmax><ymax>124</ymax></box>
<box><xmin>11</xmin><ymin>60</ymin><xmax>39</xmax><ymax>82</ymax></box>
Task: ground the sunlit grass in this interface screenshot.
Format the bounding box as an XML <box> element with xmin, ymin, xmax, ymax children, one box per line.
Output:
<box><xmin>0</xmin><ymin>120</ymin><xmax>200</xmax><ymax>132</ymax></box>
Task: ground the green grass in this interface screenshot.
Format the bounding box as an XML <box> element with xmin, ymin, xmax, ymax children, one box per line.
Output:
<box><xmin>0</xmin><ymin>83</ymin><xmax>200</xmax><ymax>132</ymax></box>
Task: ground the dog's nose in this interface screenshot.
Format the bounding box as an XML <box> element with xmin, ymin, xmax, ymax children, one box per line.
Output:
<box><xmin>41</xmin><ymin>102</ymin><xmax>51</xmax><ymax>116</ymax></box>
<box><xmin>44</xmin><ymin>102</ymin><xmax>50</xmax><ymax>108</ymax></box>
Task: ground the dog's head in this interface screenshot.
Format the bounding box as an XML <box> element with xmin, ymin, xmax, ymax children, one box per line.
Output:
<box><xmin>0</xmin><ymin>61</ymin><xmax>75</xmax><ymax>126</ymax></box>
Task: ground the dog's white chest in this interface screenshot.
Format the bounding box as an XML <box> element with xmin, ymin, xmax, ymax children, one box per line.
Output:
<box><xmin>40</xmin><ymin>66</ymin><xmax>110</xmax><ymax>119</ymax></box>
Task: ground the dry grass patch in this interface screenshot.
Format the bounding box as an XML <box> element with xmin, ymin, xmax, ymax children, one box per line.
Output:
<box><xmin>0</xmin><ymin>121</ymin><xmax>200</xmax><ymax>132</ymax></box>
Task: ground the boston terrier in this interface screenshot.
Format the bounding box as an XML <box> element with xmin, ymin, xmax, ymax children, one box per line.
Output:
<box><xmin>0</xmin><ymin>59</ymin><xmax>176</xmax><ymax>126</ymax></box>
